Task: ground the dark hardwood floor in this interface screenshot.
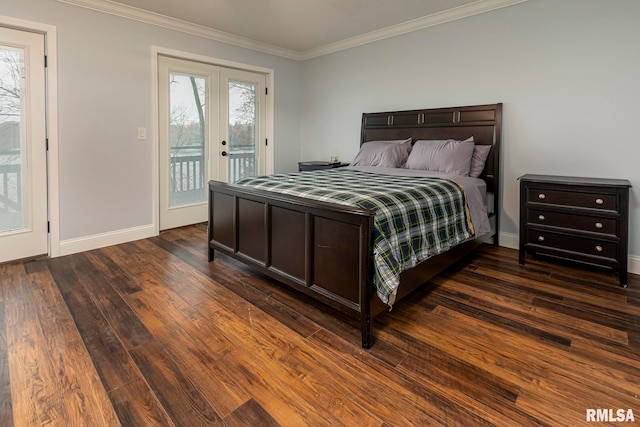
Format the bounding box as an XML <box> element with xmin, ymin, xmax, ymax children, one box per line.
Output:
<box><xmin>1</xmin><ymin>223</ymin><xmax>639</xmax><ymax>426</ymax></box>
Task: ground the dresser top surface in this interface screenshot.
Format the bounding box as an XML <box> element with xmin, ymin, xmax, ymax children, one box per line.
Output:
<box><xmin>519</xmin><ymin>174</ymin><xmax>631</xmax><ymax>188</ymax></box>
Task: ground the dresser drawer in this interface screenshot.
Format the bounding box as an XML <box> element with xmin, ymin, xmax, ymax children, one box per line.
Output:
<box><xmin>526</xmin><ymin>187</ymin><xmax>617</xmax><ymax>211</ymax></box>
<box><xmin>527</xmin><ymin>209</ymin><xmax>617</xmax><ymax>235</ymax></box>
<box><xmin>526</xmin><ymin>229</ymin><xmax>617</xmax><ymax>260</ymax></box>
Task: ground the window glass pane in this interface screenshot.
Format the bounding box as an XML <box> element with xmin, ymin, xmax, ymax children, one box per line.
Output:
<box><xmin>0</xmin><ymin>46</ymin><xmax>25</xmax><ymax>233</ymax></box>
<box><xmin>168</xmin><ymin>72</ymin><xmax>207</xmax><ymax>207</ymax></box>
<box><xmin>228</xmin><ymin>81</ymin><xmax>257</xmax><ymax>182</ymax></box>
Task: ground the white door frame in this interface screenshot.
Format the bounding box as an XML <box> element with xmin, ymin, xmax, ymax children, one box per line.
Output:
<box><xmin>151</xmin><ymin>46</ymin><xmax>274</xmax><ymax>235</ymax></box>
<box><xmin>0</xmin><ymin>15</ymin><xmax>59</xmax><ymax>259</ymax></box>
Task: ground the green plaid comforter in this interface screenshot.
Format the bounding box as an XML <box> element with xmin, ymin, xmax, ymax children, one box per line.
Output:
<box><xmin>234</xmin><ymin>169</ymin><xmax>474</xmax><ymax>305</ymax></box>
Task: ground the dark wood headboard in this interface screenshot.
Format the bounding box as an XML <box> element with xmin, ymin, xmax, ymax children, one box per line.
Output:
<box><xmin>360</xmin><ymin>103</ymin><xmax>502</xmax><ymax>243</ymax></box>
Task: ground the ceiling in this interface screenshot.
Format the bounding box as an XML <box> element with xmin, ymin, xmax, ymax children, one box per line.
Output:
<box><xmin>59</xmin><ymin>0</ymin><xmax>527</xmax><ymax>59</ymax></box>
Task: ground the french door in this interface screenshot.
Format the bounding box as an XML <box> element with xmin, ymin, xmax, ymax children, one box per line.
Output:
<box><xmin>0</xmin><ymin>27</ymin><xmax>47</xmax><ymax>262</ymax></box>
<box><xmin>218</xmin><ymin>68</ymin><xmax>266</xmax><ymax>185</ymax></box>
<box><xmin>158</xmin><ymin>56</ymin><xmax>267</xmax><ymax>230</ymax></box>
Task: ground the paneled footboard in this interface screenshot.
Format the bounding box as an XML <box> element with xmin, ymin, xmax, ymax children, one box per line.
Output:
<box><xmin>208</xmin><ymin>180</ymin><xmax>377</xmax><ymax>347</ymax></box>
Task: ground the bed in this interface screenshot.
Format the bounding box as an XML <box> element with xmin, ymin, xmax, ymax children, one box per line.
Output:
<box><xmin>208</xmin><ymin>103</ymin><xmax>502</xmax><ymax>348</ymax></box>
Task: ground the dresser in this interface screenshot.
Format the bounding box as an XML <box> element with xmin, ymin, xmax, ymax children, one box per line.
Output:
<box><xmin>519</xmin><ymin>174</ymin><xmax>631</xmax><ymax>287</ymax></box>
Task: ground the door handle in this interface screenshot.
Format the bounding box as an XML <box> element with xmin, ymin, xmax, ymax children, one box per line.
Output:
<box><xmin>221</xmin><ymin>151</ymin><xmax>228</xmax><ymax>157</ymax></box>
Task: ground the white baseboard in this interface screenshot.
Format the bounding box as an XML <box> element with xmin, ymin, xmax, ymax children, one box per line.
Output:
<box><xmin>59</xmin><ymin>224</ymin><xmax>156</xmax><ymax>257</ymax></box>
<box><xmin>499</xmin><ymin>231</ymin><xmax>519</xmax><ymax>250</ymax></box>
<box><xmin>630</xmin><ymin>255</ymin><xmax>640</xmax><ymax>276</ymax></box>
<box><xmin>499</xmin><ymin>231</ymin><xmax>640</xmax><ymax>276</ymax></box>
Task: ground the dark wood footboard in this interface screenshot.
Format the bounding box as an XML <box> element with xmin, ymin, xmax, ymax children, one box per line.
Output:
<box><xmin>208</xmin><ymin>180</ymin><xmax>377</xmax><ymax>347</ymax></box>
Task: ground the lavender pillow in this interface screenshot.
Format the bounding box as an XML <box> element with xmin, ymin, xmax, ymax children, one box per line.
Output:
<box><xmin>406</xmin><ymin>139</ymin><xmax>475</xmax><ymax>176</ymax></box>
<box><xmin>469</xmin><ymin>145</ymin><xmax>492</xmax><ymax>178</ymax></box>
<box><xmin>351</xmin><ymin>138</ymin><xmax>412</xmax><ymax>168</ymax></box>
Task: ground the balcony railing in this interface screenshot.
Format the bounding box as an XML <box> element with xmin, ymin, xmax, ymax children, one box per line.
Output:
<box><xmin>169</xmin><ymin>149</ymin><xmax>256</xmax><ymax>205</ymax></box>
<box><xmin>170</xmin><ymin>154</ymin><xmax>205</xmax><ymax>194</ymax></box>
<box><xmin>228</xmin><ymin>151</ymin><xmax>256</xmax><ymax>183</ymax></box>
<box><xmin>0</xmin><ymin>163</ymin><xmax>21</xmax><ymax>213</ymax></box>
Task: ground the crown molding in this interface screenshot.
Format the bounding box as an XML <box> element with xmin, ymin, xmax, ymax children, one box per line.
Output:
<box><xmin>56</xmin><ymin>0</ymin><xmax>302</xmax><ymax>60</ymax></box>
<box><xmin>57</xmin><ymin>0</ymin><xmax>528</xmax><ymax>61</ymax></box>
<box><xmin>300</xmin><ymin>0</ymin><xmax>529</xmax><ymax>60</ymax></box>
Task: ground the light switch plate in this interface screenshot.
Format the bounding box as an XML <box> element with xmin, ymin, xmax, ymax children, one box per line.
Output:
<box><xmin>137</xmin><ymin>127</ymin><xmax>147</xmax><ymax>140</ymax></box>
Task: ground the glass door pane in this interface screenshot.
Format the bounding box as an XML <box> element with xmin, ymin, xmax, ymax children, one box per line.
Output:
<box><xmin>168</xmin><ymin>72</ymin><xmax>207</xmax><ymax>207</ymax></box>
<box><xmin>0</xmin><ymin>46</ymin><xmax>25</xmax><ymax>233</ymax></box>
<box><xmin>228</xmin><ymin>81</ymin><xmax>257</xmax><ymax>182</ymax></box>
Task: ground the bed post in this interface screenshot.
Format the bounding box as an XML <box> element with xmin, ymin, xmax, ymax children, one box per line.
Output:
<box><xmin>492</xmin><ymin>103</ymin><xmax>502</xmax><ymax>247</ymax></box>
<box><xmin>361</xmin><ymin>313</ymin><xmax>372</xmax><ymax>349</ymax></box>
<box><xmin>360</xmin><ymin>216</ymin><xmax>374</xmax><ymax>349</ymax></box>
<box><xmin>207</xmin><ymin>183</ymin><xmax>215</xmax><ymax>261</ymax></box>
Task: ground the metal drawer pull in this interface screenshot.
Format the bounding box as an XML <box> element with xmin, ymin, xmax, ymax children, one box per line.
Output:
<box><xmin>538</xmin><ymin>193</ymin><xmax>546</xmax><ymax>200</ymax></box>
<box><xmin>595</xmin><ymin>222</ymin><xmax>603</xmax><ymax>229</ymax></box>
<box><xmin>538</xmin><ymin>236</ymin><xmax>545</xmax><ymax>242</ymax></box>
<box><xmin>595</xmin><ymin>198</ymin><xmax>604</xmax><ymax>205</ymax></box>
<box><xmin>595</xmin><ymin>245</ymin><xmax>603</xmax><ymax>252</ymax></box>
<box><xmin>538</xmin><ymin>215</ymin><xmax>545</xmax><ymax>221</ymax></box>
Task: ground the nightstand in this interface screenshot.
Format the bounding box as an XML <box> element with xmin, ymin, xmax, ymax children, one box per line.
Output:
<box><xmin>298</xmin><ymin>161</ymin><xmax>348</xmax><ymax>172</ymax></box>
<box><xmin>519</xmin><ymin>174</ymin><xmax>631</xmax><ymax>287</ymax></box>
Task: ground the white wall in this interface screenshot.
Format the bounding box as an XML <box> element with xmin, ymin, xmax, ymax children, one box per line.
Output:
<box><xmin>2</xmin><ymin>0</ymin><xmax>302</xmax><ymax>243</ymax></box>
<box><xmin>300</xmin><ymin>0</ymin><xmax>640</xmax><ymax>265</ymax></box>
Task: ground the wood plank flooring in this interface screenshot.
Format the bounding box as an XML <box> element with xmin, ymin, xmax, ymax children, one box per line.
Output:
<box><xmin>1</xmin><ymin>223</ymin><xmax>639</xmax><ymax>426</ymax></box>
